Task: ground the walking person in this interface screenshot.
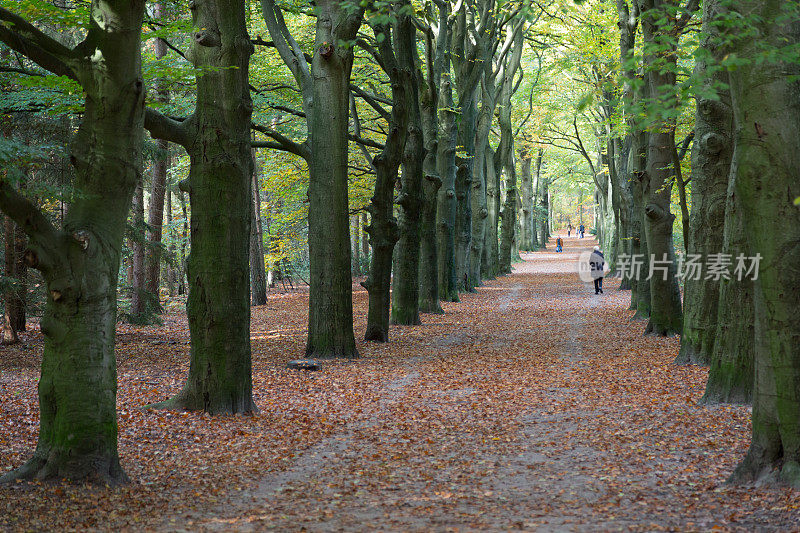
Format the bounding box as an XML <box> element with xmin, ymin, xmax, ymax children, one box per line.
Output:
<box><xmin>556</xmin><ymin>236</ymin><xmax>563</xmax><ymax>252</ymax></box>
<box><xmin>567</xmin><ymin>223</ymin><xmax>572</xmax><ymax>237</ymax></box>
<box><xmin>590</xmin><ymin>245</ymin><xmax>604</xmax><ymax>294</ymax></box>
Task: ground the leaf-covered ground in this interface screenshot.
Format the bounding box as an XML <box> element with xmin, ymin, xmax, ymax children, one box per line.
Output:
<box><xmin>1</xmin><ymin>237</ymin><xmax>798</xmax><ymax>531</ymax></box>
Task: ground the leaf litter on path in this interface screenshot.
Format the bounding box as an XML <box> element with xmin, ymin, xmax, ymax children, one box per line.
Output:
<box><xmin>0</xmin><ymin>238</ymin><xmax>798</xmax><ymax>531</ymax></box>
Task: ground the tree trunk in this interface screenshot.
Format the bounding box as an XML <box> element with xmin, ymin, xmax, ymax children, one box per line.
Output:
<box><xmin>129</xmin><ymin>178</ymin><xmax>146</xmax><ymax>317</ymax></box>
<box><xmin>702</xmin><ymin>180</ymin><xmax>753</xmax><ymax>404</ymax></box>
<box><xmin>520</xmin><ymin>151</ymin><xmax>533</xmax><ymax>251</ymax></box>
<box><xmin>629</xmin><ymin>91</ymin><xmax>651</xmax><ymax>318</ymax></box>
<box><xmin>677</xmin><ymin>0</ymin><xmax>733</xmax><ymax>365</ymax></box>
<box><xmin>363</xmin><ymin>22</ymin><xmax>408</xmax><ymax>342</ymax></box>
<box><xmin>3</xmin><ymin>215</ymin><xmax>26</xmax><ymax>344</ymax></box>
<box><xmin>143</xmin><ymin>13</ymin><xmax>169</xmax><ymax>313</ymax></box>
<box><xmin>455</xmin><ymin>91</ymin><xmax>475</xmax><ymax>292</ymax></box>
<box><xmin>361</xmin><ymin>211</ymin><xmax>370</xmax><ymax>263</ymax></box>
<box><xmin>351</xmin><ymin>215</ymin><xmax>361</xmax><ymax>276</ymax></box>
<box><xmin>178</xmin><ymin>189</ymin><xmax>188</xmax><ymax>295</ymax></box>
<box><xmin>531</xmin><ymin>150</ymin><xmax>542</xmax><ymax>250</ymax></box>
<box><xmin>250</xmin><ymin>151</ymin><xmax>268</xmax><ymax>306</ymax></box>
<box><xmin>469</xmin><ymin>116</ymin><xmax>491</xmax><ymax>287</ymax></box>
<box><xmin>418</xmin><ymin>101</ymin><xmax>442</xmax><ymax>313</ymax></box>
<box><xmin>538</xmin><ymin>176</ymin><xmax>549</xmax><ymax>249</ymax></box>
<box><xmin>0</xmin><ymin>1</ymin><xmax>146</xmax><ymax>484</ymax></box>
<box><xmin>165</xmin><ymin>187</ymin><xmax>176</xmax><ymax>297</ymax></box>
<box><xmin>638</xmin><ymin>0</ymin><xmax>688</xmax><ymax>336</ymax></box>
<box><xmin>498</xmin><ymin>168</ymin><xmax>517</xmax><ymax>274</ymax></box>
<box><xmin>728</xmin><ymin>0</ymin><xmax>800</xmax><ymax>488</ymax></box>
<box><xmin>391</xmin><ymin>14</ymin><xmax>424</xmax><ymax>326</ymax></box>
<box><xmin>497</xmin><ymin>28</ymin><xmax>523</xmax><ymax>273</ymax></box>
<box><xmin>152</xmin><ymin>0</ymin><xmax>256</xmax><ymax>412</ymax></box>
<box><xmin>482</xmin><ymin>143</ymin><xmax>501</xmax><ymax>277</ymax></box>
<box><xmin>306</xmin><ymin>0</ymin><xmax>361</xmax><ymax>357</ymax></box>
<box><xmin>436</xmin><ymin>74</ymin><xmax>459</xmax><ymax>302</ymax></box>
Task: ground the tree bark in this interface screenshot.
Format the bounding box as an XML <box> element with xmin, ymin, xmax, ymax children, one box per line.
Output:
<box><xmin>149</xmin><ymin>0</ymin><xmax>256</xmax><ymax>412</ymax></box>
<box><xmin>363</xmin><ymin>20</ymin><xmax>409</xmax><ymax>342</ymax></box>
<box><xmin>702</xmin><ymin>180</ymin><xmax>753</xmax><ymax>404</ymax></box>
<box><xmin>482</xmin><ymin>143</ymin><xmax>501</xmax><ymax>277</ymax></box>
<box><xmin>0</xmin><ymin>1</ymin><xmax>146</xmax><ymax>484</ymax></box>
<box><xmin>306</xmin><ymin>0</ymin><xmax>362</xmax><ymax>357</ymax></box>
<box><xmin>418</xmin><ymin>82</ymin><xmax>442</xmax><ymax>313</ymax></box>
<box><xmin>165</xmin><ymin>187</ymin><xmax>176</xmax><ymax>297</ymax></box>
<box><xmin>520</xmin><ymin>150</ymin><xmax>533</xmax><ymax>251</ymax></box>
<box><xmin>250</xmin><ymin>151</ymin><xmax>268</xmax><ymax>306</ymax></box>
<box><xmin>129</xmin><ymin>178</ymin><xmax>147</xmax><ymax>317</ymax></box>
<box><xmin>638</xmin><ymin>0</ymin><xmax>694</xmax><ymax>335</ymax></box>
<box><xmin>391</xmin><ymin>13</ymin><xmax>425</xmax><ymax>326</ymax></box>
<box><xmin>497</xmin><ymin>27</ymin><xmax>524</xmax><ymax>273</ymax></box>
<box><xmin>677</xmin><ymin>0</ymin><xmax>733</xmax><ymax>365</ymax></box>
<box><xmin>728</xmin><ymin>0</ymin><xmax>800</xmax><ymax>488</ymax></box>
<box><xmin>143</xmin><ymin>12</ymin><xmax>169</xmax><ymax>313</ymax></box>
<box><xmin>3</xmin><ymin>214</ymin><xmax>27</xmax><ymax>344</ymax></box>
<box><xmin>538</xmin><ymin>176</ymin><xmax>549</xmax><ymax>250</ymax></box>
<box><xmin>436</xmin><ymin>71</ymin><xmax>459</xmax><ymax>302</ymax></box>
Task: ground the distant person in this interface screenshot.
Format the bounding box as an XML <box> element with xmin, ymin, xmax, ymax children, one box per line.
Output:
<box><xmin>579</xmin><ymin>224</ymin><xmax>585</xmax><ymax>238</ymax></box>
<box><xmin>590</xmin><ymin>245</ymin><xmax>604</xmax><ymax>294</ymax></box>
<box><xmin>556</xmin><ymin>236</ymin><xmax>563</xmax><ymax>252</ymax></box>
<box><xmin>567</xmin><ymin>224</ymin><xmax>572</xmax><ymax>237</ymax></box>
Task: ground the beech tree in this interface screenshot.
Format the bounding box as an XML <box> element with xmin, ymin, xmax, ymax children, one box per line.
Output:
<box><xmin>145</xmin><ymin>0</ymin><xmax>256</xmax><ymax>413</ymax></box>
<box><xmin>358</xmin><ymin>12</ymin><xmax>411</xmax><ymax>342</ymax></box>
<box><xmin>259</xmin><ymin>0</ymin><xmax>364</xmax><ymax>358</ymax></box>
<box><xmin>0</xmin><ymin>1</ymin><xmax>146</xmax><ymax>483</ymax></box>
<box><xmin>676</xmin><ymin>0</ymin><xmax>733</xmax><ymax>366</ymax></box>
<box><xmin>635</xmin><ymin>0</ymin><xmax>699</xmax><ymax>336</ymax></box>
<box><xmin>727</xmin><ymin>0</ymin><xmax>800</xmax><ymax>487</ymax></box>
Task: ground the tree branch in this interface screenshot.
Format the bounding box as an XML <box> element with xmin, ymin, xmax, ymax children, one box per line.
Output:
<box><xmin>0</xmin><ymin>179</ymin><xmax>60</xmax><ymax>256</ymax></box>
<box><xmin>0</xmin><ymin>7</ymin><xmax>81</xmax><ymax>81</ymax></box>
<box><xmin>145</xmin><ymin>108</ymin><xmax>191</xmax><ymax>146</ymax></box>
<box><xmin>251</xmin><ymin>122</ymin><xmax>310</xmax><ymax>160</ymax></box>
<box><xmin>350</xmin><ymin>84</ymin><xmax>391</xmax><ymax>122</ymax></box>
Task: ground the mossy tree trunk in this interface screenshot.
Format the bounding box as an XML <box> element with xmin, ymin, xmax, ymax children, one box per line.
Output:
<box><xmin>483</xmin><ymin>143</ymin><xmax>501</xmax><ymax>277</ymax></box>
<box><xmin>363</xmin><ymin>20</ymin><xmax>409</xmax><ymax>342</ymax></box>
<box><xmin>520</xmin><ymin>150</ymin><xmax>533</xmax><ymax>251</ymax></box>
<box><xmin>3</xmin><ymin>214</ymin><xmax>27</xmax><ymax>344</ymax></box>
<box><xmin>469</xmin><ymin>108</ymin><xmax>490</xmax><ymax>286</ymax></box>
<box><xmin>728</xmin><ymin>0</ymin><xmax>800</xmax><ymax>488</ymax></box>
<box><xmin>147</xmin><ymin>0</ymin><xmax>257</xmax><ymax>412</ymax></box>
<box><xmin>259</xmin><ymin>0</ymin><xmax>363</xmax><ymax>357</ymax></box>
<box><xmin>455</xmin><ymin>97</ymin><xmax>476</xmax><ymax>293</ymax></box>
<box><xmin>129</xmin><ymin>179</ymin><xmax>146</xmax><ymax>316</ymax></box>
<box><xmin>417</xmin><ymin>37</ymin><xmax>442</xmax><ymax>313</ymax></box>
<box><xmin>143</xmin><ymin>11</ymin><xmax>169</xmax><ymax>314</ymax></box>
<box><xmin>390</xmin><ymin>13</ymin><xmax>424</xmax><ymax>326</ymax></box>
<box><xmin>702</xmin><ymin>191</ymin><xmax>754</xmax><ymax>404</ymax></box>
<box><xmin>436</xmin><ymin>70</ymin><xmax>459</xmax><ymax>302</ymax></box>
<box><xmin>304</xmin><ymin>2</ymin><xmax>362</xmax><ymax>356</ymax></box>
<box><xmin>637</xmin><ymin>0</ymin><xmax>698</xmax><ymax>335</ymax></box>
<box><xmin>250</xmin><ymin>151</ymin><xmax>268</xmax><ymax>306</ymax></box>
<box><xmin>0</xmin><ymin>2</ymin><xmax>146</xmax><ymax>484</ymax></box>
<box><xmin>677</xmin><ymin>0</ymin><xmax>733</xmax><ymax>365</ymax></box>
<box><xmin>498</xmin><ymin>26</ymin><xmax>524</xmax><ymax>274</ymax></box>
<box><xmin>538</xmin><ymin>176</ymin><xmax>549</xmax><ymax>250</ymax></box>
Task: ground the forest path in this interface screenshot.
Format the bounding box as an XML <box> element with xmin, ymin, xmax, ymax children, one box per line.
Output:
<box><xmin>190</xmin><ymin>235</ymin><xmax>797</xmax><ymax>532</ymax></box>
<box><xmin>3</xmin><ymin>236</ymin><xmax>798</xmax><ymax>531</ymax></box>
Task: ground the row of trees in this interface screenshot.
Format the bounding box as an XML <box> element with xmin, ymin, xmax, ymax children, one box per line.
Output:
<box><xmin>0</xmin><ymin>0</ymin><xmax>554</xmax><ymax>484</ymax></box>
<box><xmin>0</xmin><ymin>0</ymin><xmax>798</xmax><ymax>489</ymax></box>
<box><xmin>563</xmin><ymin>0</ymin><xmax>800</xmax><ymax>487</ymax></box>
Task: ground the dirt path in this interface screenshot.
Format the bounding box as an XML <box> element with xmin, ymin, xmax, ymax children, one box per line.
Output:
<box><xmin>187</xmin><ymin>236</ymin><xmax>799</xmax><ymax>532</ymax></box>
<box><xmin>3</xmin><ymin>236</ymin><xmax>798</xmax><ymax>531</ymax></box>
